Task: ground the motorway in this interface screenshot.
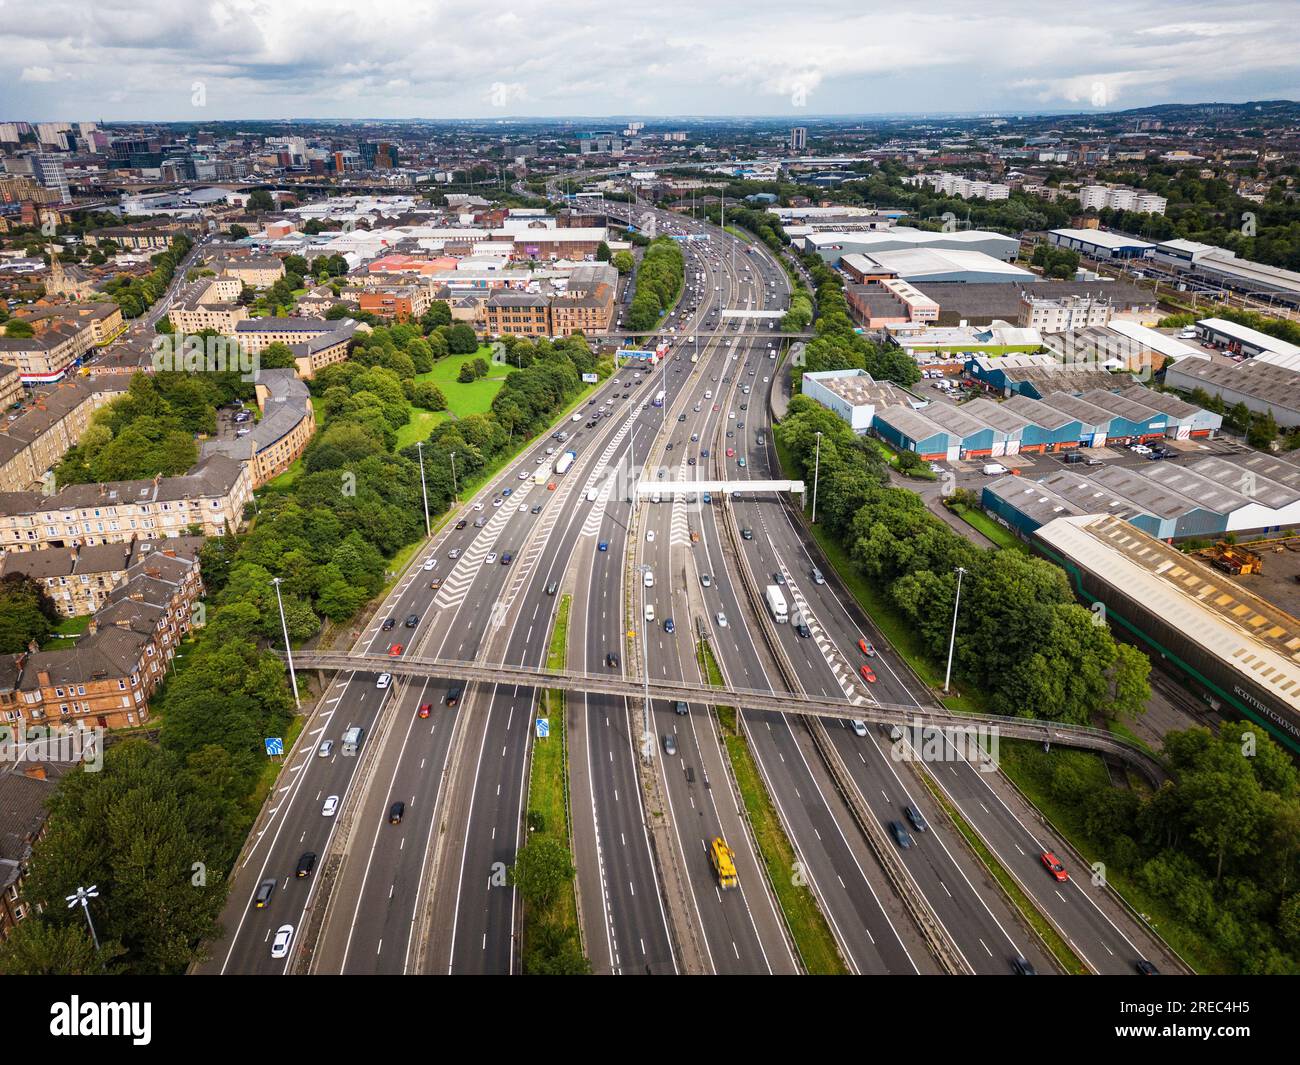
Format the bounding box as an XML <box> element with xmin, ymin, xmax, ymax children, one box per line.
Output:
<box><xmin>200</xmin><ymin>194</ymin><xmax>1185</xmax><ymax>977</ymax></box>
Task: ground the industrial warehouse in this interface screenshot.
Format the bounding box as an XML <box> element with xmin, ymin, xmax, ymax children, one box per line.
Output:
<box><xmin>1034</xmin><ymin>513</ymin><xmax>1300</xmax><ymax>754</ymax></box>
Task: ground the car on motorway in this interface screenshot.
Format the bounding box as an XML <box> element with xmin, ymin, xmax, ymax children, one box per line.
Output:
<box><xmin>502</xmin><ymin>487</ymin><xmax>513</xmax><ymax>497</ymax></box>
<box><xmin>664</xmin><ymin>618</ymin><xmax>675</xmax><ymax>633</ymax></box>
<box><xmin>381</xmin><ymin>617</ymin><xmax>396</xmax><ymax>631</ymax></box>
<box><xmin>850</xmin><ymin>720</ymin><xmax>868</xmax><ymax>738</ymax></box>
<box><xmin>812</xmin><ymin>567</ymin><xmax>825</xmax><ymax>585</ymax></box>
<box><xmin>473</xmin><ymin>502</ymin><xmax>484</xmax><ymax>511</ymax></box>
<box><xmin>531</xmin><ymin>503</ymin><xmax>543</xmax><ymax>514</ymax></box>
<box><xmin>389</xmin><ymin>801</ymin><xmax>405</xmax><ymax>825</ymax></box>
<box><xmin>518</xmin><ymin>469</ymin><xmax>530</xmax><ymax>480</ymax></box>
<box><xmin>644</xmin><ymin>603</ymin><xmax>655</xmax><ymax>622</ymax></box>
<box><xmin>404</xmin><ymin>613</ymin><xmax>420</xmax><ymax>628</ymax></box>
<box><xmin>254</xmin><ymin>878</ymin><xmax>275</xmax><ymax>909</ymax></box>
<box><xmin>501</xmin><ymin>552</ymin><xmax>513</xmax><ymax>565</ymax></box>
<box><xmin>606</xmin><ymin>652</ymin><xmax>620</xmax><ymax>668</ymax></box>
<box><xmin>455</xmin><ymin>519</ymin><xmax>467</xmax><ymax>530</ymax></box>
<box><xmin>1136</xmin><ymin>959</ymin><xmax>1160</xmax><ymax>975</ymax></box>
<box><xmin>318</xmin><ymin>740</ymin><xmax>334</xmax><ymax>758</ymax></box>
<box><xmin>701</xmin><ymin>449</ymin><xmax>710</xmax><ymax>459</ymax></box>
<box><xmin>474</xmin><ymin>516</ymin><xmax>486</xmax><ymax>527</ymax></box>
<box><xmin>888</xmin><ymin>821</ymin><xmax>914</xmax><ymax>849</ymax></box>
<box><xmin>376</xmin><ymin>673</ymin><xmax>391</xmax><ymax>689</ymax></box>
<box><xmin>726</xmin><ymin>447</ymin><xmax>735</xmax><ymax>458</ymax></box>
<box><xmin>271</xmin><ymin>924</ymin><xmax>294</xmax><ymax>959</ymax></box>
<box><xmin>687</xmin><ymin>456</ymin><xmax>696</xmax><ymax>465</ymax></box>
<box><xmin>322</xmin><ymin>795</ymin><xmax>339</xmax><ymax>817</ymax></box>
<box><xmin>1040</xmin><ymin>851</ymin><xmax>1069</xmax><ymax>882</ymax></box>
<box><xmin>740</xmin><ymin>528</ymin><xmax>753</xmax><ymax>540</ymax></box>
<box><xmin>858</xmin><ymin>639</ymin><xmax>876</xmax><ymax>657</ymax></box>
<box><xmin>598</xmin><ymin>540</ymin><xmax>608</xmax><ymax>551</ymax></box>
<box><xmin>794</xmin><ymin>617</ymin><xmax>811</xmax><ymax>638</ymax></box>
<box><xmin>662</xmin><ymin>734</ymin><xmax>677</xmax><ymax>756</ymax></box>
<box><xmin>646</xmin><ymin>529</ymin><xmax>655</xmax><ymax>542</ymax></box>
<box><xmin>492</xmin><ymin>497</ymin><xmax>503</xmax><ymax>508</ymax></box>
<box><xmin>737</xmin><ymin>457</ymin><xmax>747</xmax><ymax>468</ymax></box>
<box><xmin>429</xmin><ymin>577</ymin><xmax>442</xmax><ymax>590</ymax></box>
<box><xmin>388</xmin><ymin>643</ymin><xmax>404</xmax><ymax>656</ymax></box>
<box><xmin>700</xmin><ymin>573</ymin><xmax>711</xmax><ymax>587</ymax></box>
<box><xmin>296</xmin><ymin>852</ymin><xmax>317</xmax><ymax>879</ymax></box>
<box><xmin>548</xmin><ymin>482</ymin><xmax>557</xmax><ymax>491</ymax></box>
<box><xmin>484</xmin><ymin>553</ymin><xmax>498</xmax><ymax>565</ymax></box>
<box><xmin>1012</xmin><ymin>957</ymin><xmax>1037</xmax><ymax>976</ymax></box>
<box><xmin>715</xmin><ymin>611</ymin><xmax>728</xmax><ymax>628</ymax></box>
<box><xmin>446</xmin><ymin>687</ymin><xmax>462</xmax><ymax>707</ymax></box>
<box><xmin>674</xmin><ymin>700</ymin><xmax>689</xmax><ymax>715</ymax></box>
<box><xmin>423</xmin><ymin>558</ymin><xmax>436</xmax><ymax>571</ymax></box>
<box><xmin>517</xmin><ymin>502</ymin><xmax>528</xmax><ymax>512</ymax></box>
<box><xmin>904</xmin><ymin>805</ymin><xmax>929</xmax><ymax>832</ymax></box>
<box><xmin>859</xmin><ymin>664</ymin><xmax>877</xmax><ymax>684</ymax></box>
<box><xmin>418</xmin><ymin>703</ymin><xmax>432</xmax><ymax>718</ymax></box>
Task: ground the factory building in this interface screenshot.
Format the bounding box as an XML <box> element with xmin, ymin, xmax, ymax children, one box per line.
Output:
<box><xmin>1033</xmin><ymin>513</ymin><xmax>1300</xmax><ymax>753</ymax></box>
<box><xmin>1164</xmin><ymin>357</ymin><xmax>1300</xmax><ymax>430</ymax></box>
<box><xmin>1047</xmin><ymin>228</ymin><xmax>1155</xmax><ymax>261</ymax></box>
<box><xmin>803</xmin><ymin>227</ymin><xmax>1020</xmax><ymax>265</ymax></box>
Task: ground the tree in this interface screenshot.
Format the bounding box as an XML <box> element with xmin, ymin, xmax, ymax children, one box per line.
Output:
<box><xmin>3</xmin><ymin>319</ymin><xmax>34</xmax><ymax>338</ymax></box>
<box><xmin>227</xmin><ymin>224</ymin><xmax>249</xmax><ymax>240</ymax></box>
<box><xmin>457</xmin><ymin>363</ymin><xmax>476</xmax><ymax>383</ymax></box>
<box><xmin>0</xmin><ymin>573</ymin><xmax>59</xmax><ymax>652</ymax></box>
<box><xmin>258</xmin><ymin>342</ymin><xmax>298</xmax><ymax>370</ymax></box>
<box><xmin>420</xmin><ymin>302</ymin><xmax>452</xmax><ymax>332</ymax></box>
<box><xmin>508</xmin><ymin>836</ymin><xmax>576</xmax><ymax>910</ymax></box>
<box><xmin>247</xmin><ymin>189</ymin><xmax>274</xmax><ymax>212</ymax></box>
<box><xmin>595</xmin><ymin>240</ymin><xmax>611</xmax><ymax>262</ymax></box>
<box><xmin>0</xmin><ymin>920</ymin><xmax>124</xmax><ymax>976</ymax></box>
<box><xmin>611</xmin><ymin>250</ymin><xmax>634</xmax><ymax>275</ymax></box>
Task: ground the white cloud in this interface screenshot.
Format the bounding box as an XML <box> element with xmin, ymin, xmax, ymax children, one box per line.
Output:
<box><xmin>21</xmin><ymin>65</ymin><xmax>56</xmax><ymax>82</ymax></box>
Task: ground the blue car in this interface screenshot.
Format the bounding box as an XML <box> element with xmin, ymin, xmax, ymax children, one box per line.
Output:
<box><xmin>502</xmin><ymin>487</ymin><xmax>513</xmax><ymax>497</ymax></box>
<box><xmin>663</xmin><ymin>618</ymin><xmax>675</xmax><ymax>633</ymax></box>
<box><xmin>598</xmin><ymin>541</ymin><xmax>608</xmax><ymax>552</ymax></box>
<box><xmin>702</xmin><ymin>492</ymin><xmax>712</xmax><ymax>504</ymax></box>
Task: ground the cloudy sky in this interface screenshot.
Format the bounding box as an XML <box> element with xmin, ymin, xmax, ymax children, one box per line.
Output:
<box><xmin>5</xmin><ymin>0</ymin><xmax>1300</xmax><ymax>121</ymax></box>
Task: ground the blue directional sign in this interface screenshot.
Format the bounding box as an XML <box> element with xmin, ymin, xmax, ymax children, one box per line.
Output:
<box><xmin>535</xmin><ymin>718</ymin><xmax>550</xmax><ymax>739</ymax></box>
<box><xmin>264</xmin><ymin>737</ymin><xmax>284</xmax><ymax>756</ymax></box>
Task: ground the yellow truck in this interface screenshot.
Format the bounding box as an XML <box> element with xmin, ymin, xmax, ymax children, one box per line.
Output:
<box><xmin>710</xmin><ymin>837</ymin><xmax>738</xmax><ymax>889</ymax></box>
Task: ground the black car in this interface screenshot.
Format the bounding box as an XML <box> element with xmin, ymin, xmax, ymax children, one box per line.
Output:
<box><xmin>446</xmin><ymin>687</ymin><xmax>462</xmax><ymax>707</ymax></box>
<box><xmin>904</xmin><ymin>805</ymin><xmax>929</xmax><ymax>832</ymax></box>
<box><xmin>296</xmin><ymin>851</ymin><xmax>317</xmax><ymax>879</ymax></box>
<box><xmin>888</xmin><ymin>821</ymin><xmax>914</xmax><ymax>849</ymax></box>
<box><xmin>254</xmin><ymin>878</ymin><xmax>275</xmax><ymax>909</ymax></box>
<box><xmin>1136</xmin><ymin>959</ymin><xmax>1160</xmax><ymax>975</ymax></box>
<box><xmin>1012</xmin><ymin>957</ymin><xmax>1037</xmax><ymax>975</ymax></box>
<box><xmin>606</xmin><ymin>652</ymin><xmax>620</xmax><ymax>668</ymax></box>
<box><xmin>404</xmin><ymin>613</ymin><xmax>420</xmax><ymax>628</ymax></box>
<box><xmin>674</xmin><ymin>700</ymin><xmax>688</xmax><ymax>715</ymax></box>
<box><xmin>455</xmin><ymin>519</ymin><xmax>468</xmax><ymax>530</ymax></box>
<box><xmin>741</xmin><ymin>528</ymin><xmax>754</xmax><ymax>540</ymax></box>
<box><xmin>389</xmin><ymin>801</ymin><xmax>405</xmax><ymax>825</ymax></box>
<box><xmin>381</xmin><ymin>618</ymin><xmax>396</xmax><ymax>632</ymax></box>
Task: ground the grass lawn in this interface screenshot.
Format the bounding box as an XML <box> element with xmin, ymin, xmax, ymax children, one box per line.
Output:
<box><xmin>698</xmin><ymin>639</ymin><xmax>847</xmax><ymax>975</ymax></box>
<box><xmin>415</xmin><ymin>347</ymin><xmax>516</xmax><ymax>417</ymax></box>
<box><xmin>394</xmin><ymin>408</ymin><xmax>450</xmax><ymax>451</ymax></box>
<box><xmin>41</xmin><ymin>615</ymin><xmax>91</xmax><ymax>650</ymax></box>
<box><xmin>950</xmin><ymin>503</ymin><xmax>1027</xmax><ymax>553</ymax></box>
<box><xmin>523</xmin><ymin>593</ymin><xmax>586</xmax><ymax>971</ymax></box>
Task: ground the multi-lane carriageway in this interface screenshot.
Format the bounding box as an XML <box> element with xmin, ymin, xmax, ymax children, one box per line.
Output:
<box><xmin>198</xmin><ymin>202</ymin><xmax>1184</xmax><ymax>978</ymax></box>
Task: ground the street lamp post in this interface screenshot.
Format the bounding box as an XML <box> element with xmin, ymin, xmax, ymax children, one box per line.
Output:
<box><xmin>943</xmin><ymin>566</ymin><xmax>967</xmax><ymax>695</ymax></box>
<box><xmin>449</xmin><ymin>451</ymin><xmax>459</xmax><ymax>502</ymax></box>
<box><xmin>811</xmin><ymin>431</ymin><xmax>823</xmax><ymax>523</ymax></box>
<box><xmin>65</xmin><ymin>884</ymin><xmax>101</xmax><ymax>952</ymax></box>
<box><xmin>414</xmin><ymin>441</ymin><xmax>431</xmax><ymax>537</ymax></box>
<box><xmin>271</xmin><ymin>577</ymin><xmax>300</xmax><ymax>707</ymax></box>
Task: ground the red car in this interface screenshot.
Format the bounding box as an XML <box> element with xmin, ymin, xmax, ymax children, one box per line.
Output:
<box><xmin>725</xmin><ymin>447</ymin><xmax>735</xmax><ymax>458</ymax></box>
<box><xmin>857</xmin><ymin>638</ymin><xmax>876</xmax><ymax>657</ymax></box>
<box><xmin>388</xmin><ymin>643</ymin><xmax>404</xmax><ymax>657</ymax></box>
<box><xmin>712</xmin><ymin>404</ymin><xmax>719</xmax><ymax>412</ymax></box>
<box><xmin>417</xmin><ymin>703</ymin><xmax>432</xmax><ymax>719</ymax></box>
<box><xmin>1040</xmin><ymin>851</ymin><xmax>1069</xmax><ymax>882</ymax></box>
<box><xmin>859</xmin><ymin>664</ymin><xmax>876</xmax><ymax>684</ymax></box>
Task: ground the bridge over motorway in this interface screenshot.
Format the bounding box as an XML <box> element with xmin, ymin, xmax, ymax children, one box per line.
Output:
<box><xmin>598</xmin><ymin>329</ymin><xmax>816</xmax><ymax>340</ymax></box>
<box><xmin>288</xmin><ymin>650</ymin><xmax>1167</xmax><ymax>783</ymax></box>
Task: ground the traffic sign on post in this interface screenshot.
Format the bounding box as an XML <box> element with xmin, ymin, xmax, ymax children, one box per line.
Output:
<box><xmin>264</xmin><ymin>737</ymin><xmax>284</xmax><ymax>757</ymax></box>
<box><xmin>535</xmin><ymin>718</ymin><xmax>550</xmax><ymax>739</ymax></box>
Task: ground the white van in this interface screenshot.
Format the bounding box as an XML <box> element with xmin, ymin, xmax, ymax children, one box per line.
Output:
<box><xmin>586</xmin><ymin>487</ymin><xmax>598</xmax><ymax>502</ymax></box>
<box><xmin>982</xmin><ymin>463</ymin><xmax>1009</xmax><ymax>476</ymax></box>
<box><xmin>644</xmin><ymin>603</ymin><xmax>655</xmax><ymax>622</ymax></box>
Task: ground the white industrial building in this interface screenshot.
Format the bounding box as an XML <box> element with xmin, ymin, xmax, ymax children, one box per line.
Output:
<box><xmin>1048</xmin><ymin>228</ymin><xmax>1155</xmax><ymax>261</ymax></box>
<box><xmin>799</xmin><ymin>369</ymin><xmax>910</xmax><ymax>433</ymax></box>
<box><xmin>843</xmin><ymin>247</ymin><xmax>1036</xmax><ymax>285</ymax></box>
<box><xmin>803</xmin><ymin>227</ymin><xmax>1020</xmax><ymax>264</ymax></box>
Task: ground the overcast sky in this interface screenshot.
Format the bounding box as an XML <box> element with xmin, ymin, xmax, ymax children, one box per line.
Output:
<box><xmin>5</xmin><ymin>0</ymin><xmax>1300</xmax><ymax>122</ymax></box>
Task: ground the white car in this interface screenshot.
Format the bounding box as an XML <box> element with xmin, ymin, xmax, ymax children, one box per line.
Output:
<box><xmin>271</xmin><ymin>924</ymin><xmax>294</xmax><ymax>959</ymax></box>
<box><xmin>485</xmin><ymin>553</ymin><xmax>498</xmax><ymax>565</ymax></box>
<box><xmin>376</xmin><ymin>673</ymin><xmax>391</xmax><ymax>689</ymax></box>
<box><xmin>473</xmin><ymin>502</ymin><xmax>484</xmax><ymax>511</ymax></box>
<box><xmin>1130</xmin><ymin>444</ymin><xmax>1152</xmax><ymax>455</ymax></box>
<box><xmin>716</xmin><ymin>612</ymin><xmax>728</xmax><ymax>628</ymax></box>
<box><xmin>646</xmin><ymin>530</ymin><xmax>655</xmax><ymax>542</ymax></box>
<box><xmin>492</xmin><ymin>498</ymin><xmax>503</xmax><ymax>508</ymax></box>
<box><xmin>317</xmin><ymin>740</ymin><xmax>334</xmax><ymax>758</ymax></box>
<box><xmin>644</xmin><ymin>603</ymin><xmax>655</xmax><ymax>622</ymax></box>
<box><xmin>423</xmin><ymin>558</ymin><xmax>436</xmax><ymax>571</ymax></box>
<box><xmin>850</xmin><ymin>720</ymin><xmax>868</xmax><ymax>738</ymax></box>
<box><xmin>700</xmin><ymin>574</ymin><xmax>712</xmax><ymax>588</ymax></box>
<box><xmin>517</xmin><ymin>503</ymin><xmax>528</xmax><ymax>512</ymax></box>
<box><xmin>447</xmin><ymin>548</ymin><xmax>461</xmax><ymax>559</ymax></box>
<box><xmin>322</xmin><ymin>795</ymin><xmax>339</xmax><ymax>817</ymax></box>
<box><xmin>518</xmin><ymin>470</ymin><xmax>530</xmax><ymax>480</ymax></box>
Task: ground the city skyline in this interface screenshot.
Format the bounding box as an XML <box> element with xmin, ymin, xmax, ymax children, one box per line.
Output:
<box><xmin>5</xmin><ymin>0</ymin><xmax>1300</xmax><ymax>121</ymax></box>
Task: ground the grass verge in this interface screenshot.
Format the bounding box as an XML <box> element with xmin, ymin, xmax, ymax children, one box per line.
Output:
<box><xmin>413</xmin><ymin>347</ymin><xmax>516</xmax><ymax>417</ymax></box>
<box><xmin>698</xmin><ymin>638</ymin><xmax>848</xmax><ymax>975</ymax></box>
<box><xmin>522</xmin><ymin>593</ymin><xmax>586</xmax><ymax>971</ymax></box>
<box><xmin>949</xmin><ymin>503</ymin><xmax>1027</xmax><ymax>553</ymax></box>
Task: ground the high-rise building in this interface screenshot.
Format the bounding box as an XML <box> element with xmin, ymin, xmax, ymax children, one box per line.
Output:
<box><xmin>790</xmin><ymin>127</ymin><xmax>807</xmax><ymax>151</ymax></box>
<box><xmin>30</xmin><ymin>153</ymin><xmax>70</xmax><ymax>204</ymax></box>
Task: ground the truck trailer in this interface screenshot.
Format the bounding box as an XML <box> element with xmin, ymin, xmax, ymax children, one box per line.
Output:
<box><xmin>764</xmin><ymin>584</ymin><xmax>788</xmax><ymax>623</ymax></box>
